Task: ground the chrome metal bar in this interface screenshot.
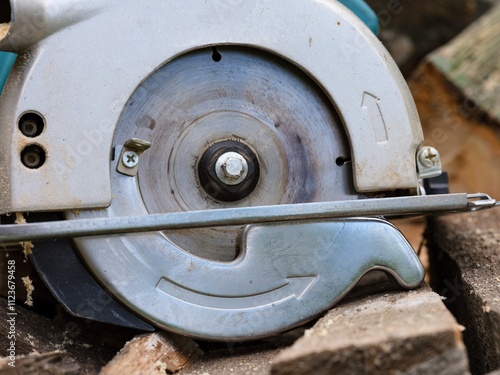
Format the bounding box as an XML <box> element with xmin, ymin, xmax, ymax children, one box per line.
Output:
<box><xmin>0</xmin><ymin>193</ymin><xmax>496</xmax><ymax>245</ymax></box>
<box><xmin>466</xmin><ymin>193</ymin><xmax>499</xmax><ymax>210</ymax></box>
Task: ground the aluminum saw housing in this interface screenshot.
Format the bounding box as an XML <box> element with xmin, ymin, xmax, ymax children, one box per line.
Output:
<box><xmin>0</xmin><ymin>0</ymin><xmax>423</xmax><ymax>214</ymax></box>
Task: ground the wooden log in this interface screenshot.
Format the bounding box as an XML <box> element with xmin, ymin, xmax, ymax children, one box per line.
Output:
<box><xmin>0</xmin><ymin>351</ymin><xmax>80</xmax><ymax>375</ymax></box>
<box><xmin>270</xmin><ymin>285</ymin><xmax>469</xmax><ymax>375</ymax></box>
<box><xmin>427</xmin><ymin>208</ymin><xmax>500</xmax><ymax>374</ymax></box>
<box><xmin>0</xmin><ymin>298</ymin><xmax>138</xmax><ymax>374</ymax></box>
<box><xmin>427</xmin><ymin>4</ymin><xmax>500</xmax><ymax>124</ymax></box>
<box><xmin>365</xmin><ymin>0</ymin><xmax>478</xmax><ymax>75</ymax></box>
<box><xmin>407</xmin><ymin>5</ymin><xmax>500</xmax><ymax>199</ymax></box>
<box><xmin>100</xmin><ymin>332</ymin><xmax>203</xmax><ymax>375</ymax></box>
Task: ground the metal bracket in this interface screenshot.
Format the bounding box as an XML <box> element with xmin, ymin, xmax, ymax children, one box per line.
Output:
<box><xmin>417</xmin><ymin>146</ymin><xmax>442</xmax><ymax>179</ymax></box>
<box><xmin>116</xmin><ymin>138</ymin><xmax>151</xmax><ymax>177</ymax></box>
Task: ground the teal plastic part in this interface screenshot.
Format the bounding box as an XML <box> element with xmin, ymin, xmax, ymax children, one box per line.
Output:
<box><xmin>339</xmin><ymin>0</ymin><xmax>380</xmax><ymax>35</ymax></box>
<box><xmin>0</xmin><ymin>52</ymin><xmax>16</xmax><ymax>94</ymax></box>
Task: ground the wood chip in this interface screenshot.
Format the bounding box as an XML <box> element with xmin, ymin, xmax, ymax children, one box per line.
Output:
<box><xmin>101</xmin><ymin>332</ymin><xmax>203</xmax><ymax>375</ymax></box>
<box><xmin>21</xmin><ymin>276</ymin><xmax>34</xmax><ymax>307</ymax></box>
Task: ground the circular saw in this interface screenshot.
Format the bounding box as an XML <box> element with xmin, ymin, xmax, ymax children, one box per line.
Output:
<box><xmin>0</xmin><ymin>0</ymin><xmax>496</xmax><ymax>341</ymax></box>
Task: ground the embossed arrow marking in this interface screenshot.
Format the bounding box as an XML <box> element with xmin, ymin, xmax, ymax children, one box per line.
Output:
<box><xmin>144</xmin><ymin>218</ymin><xmax>425</xmax><ymax>340</ymax></box>
<box><xmin>157</xmin><ymin>276</ymin><xmax>316</xmax><ymax>309</ymax></box>
<box><xmin>362</xmin><ymin>92</ymin><xmax>388</xmax><ymax>144</ymax></box>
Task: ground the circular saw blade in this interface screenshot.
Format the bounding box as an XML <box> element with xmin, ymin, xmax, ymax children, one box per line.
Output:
<box><xmin>68</xmin><ymin>45</ymin><xmax>365</xmax><ymax>339</ymax></box>
<box><xmin>112</xmin><ymin>46</ymin><xmax>358</xmax><ymax>261</ymax></box>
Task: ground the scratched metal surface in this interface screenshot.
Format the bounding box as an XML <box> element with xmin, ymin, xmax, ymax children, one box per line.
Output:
<box><xmin>0</xmin><ymin>0</ymin><xmax>422</xmax><ymax>214</ymax></box>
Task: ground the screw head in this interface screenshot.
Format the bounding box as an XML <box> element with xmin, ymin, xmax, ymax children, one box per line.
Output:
<box><xmin>23</xmin><ymin>151</ymin><xmax>41</xmax><ymax>168</ymax></box>
<box><xmin>122</xmin><ymin>151</ymin><xmax>140</xmax><ymax>168</ymax></box>
<box><xmin>21</xmin><ymin>145</ymin><xmax>46</xmax><ymax>169</ymax></box>
<box><xmin>18</xmin><ymin>112</ymin><xmax>45</xmax><ymax>138</ymax></box>
<box><xmin>20</xmin><ymin>120</ymin><xmax>39</xmax><ymax>137</ymax></box>
<box><xmin>418</xmin><ymin>146</ymin><xmax>440</xmax><ymax>168</ymax></box>
<box><xmin>215</xmin><ymin>152</ymin><xmax>249</xmax><ymax>185</ymax></box>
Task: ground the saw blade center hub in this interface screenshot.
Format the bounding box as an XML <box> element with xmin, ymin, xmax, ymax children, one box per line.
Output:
<box><xmin>197</xmin><ymin>140</ymin><xmax>260</xmax><ymax>202</ymax></box>
<box><xmin>215</xmin><ymin>152</ymin><xmax>249</xmax><ymax>185</ymax></box>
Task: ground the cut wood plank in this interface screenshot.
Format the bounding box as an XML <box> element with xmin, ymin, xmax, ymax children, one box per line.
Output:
<box><xmin>178</xmin><ymin>346</ymin><xmax>281</xmax><ymax>375</ymax></box>
<box><xmin>100</xmin><ymin>332</ymin><xmax>203</xmax><ymax>375</ymax></box>
<box><xmin>271</xmin><ymin>285</ymin><xmax>469</xmax><ymax>375</ymax></box>
<box><xmin>428</xmin><ymin>209</ymin><xmax>500</xmax><ymax>374</ymax></box>
<box><xmin>180</xmin><ymin>276</ymin><xmax>427</xmax><ymax>375</ymax></box>
<box><xmin>178</xmin><ymin>326</ymin><xmax>308</xmax><ymax>375</ymax></box>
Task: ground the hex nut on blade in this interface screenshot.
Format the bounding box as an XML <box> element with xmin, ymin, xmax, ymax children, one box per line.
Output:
<box><xmin>198</xmin><ymin>140</ymin><xmax>260</xmax><ymax>202</ymax></box>
<box><xmin>215</xmin><ymin>152</ymin><xmax>249</xmax><ymax>185</ymax></box>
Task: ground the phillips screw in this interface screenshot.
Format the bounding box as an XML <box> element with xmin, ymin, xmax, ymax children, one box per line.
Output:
<box><xmin>122</xmin><ymin>151</ymin><xmax>140</xmax><ymax>168</ymax></box>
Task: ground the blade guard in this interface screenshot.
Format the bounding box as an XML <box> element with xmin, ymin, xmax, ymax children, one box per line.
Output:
<box><xmin>0</xmin><ymin>0</ymin><xmax>422</xmax><ymax>214</ymax></box>
<box><xmin>71</xmin><ymin>218</ymin><xmax>423</xmax><ymax>340</ymax></box>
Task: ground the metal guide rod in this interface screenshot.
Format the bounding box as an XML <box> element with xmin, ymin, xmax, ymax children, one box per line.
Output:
<box><xmin>0</xmin><ymin>193</ymin><xmax>496</xmax><ymax>245</ymax></box>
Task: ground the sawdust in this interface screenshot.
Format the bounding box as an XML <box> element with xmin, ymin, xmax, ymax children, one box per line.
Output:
<box><xmin>21</xmin><ymin>241</ymin><xmax>34</xmax><ymax>258</ymax></box>
<box><xmin>0</xmin><ymin>23</ymin><xmax>9</xmax><ymax>39</ymax></box>
<box><xmin>155</xmin><ymin>361</ymin><xmax>168</xmax><ymax>373</ymax></box>
<box><xmin>22</xmin><ymin>276</ymin><xmax>34</xmax><ymax>307</ymax></box>
<box><xmin>15</xmin><ymin>213</ymin><xmax>34</xmax><ymax>258</ymax></box>
<box><xmin>145</xmin><ymin>335</ymin><xmax>160</xmax><ymax>351</ymax></box>
<box><xmin>15</xmin><ymin>212</ymin><xmax>27</xmax><ymax>224</ymax></box>
<box><xmin>26</xmin><ymin>333</ymin><xmax>36</xmax><ymax>347</ymax></box>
